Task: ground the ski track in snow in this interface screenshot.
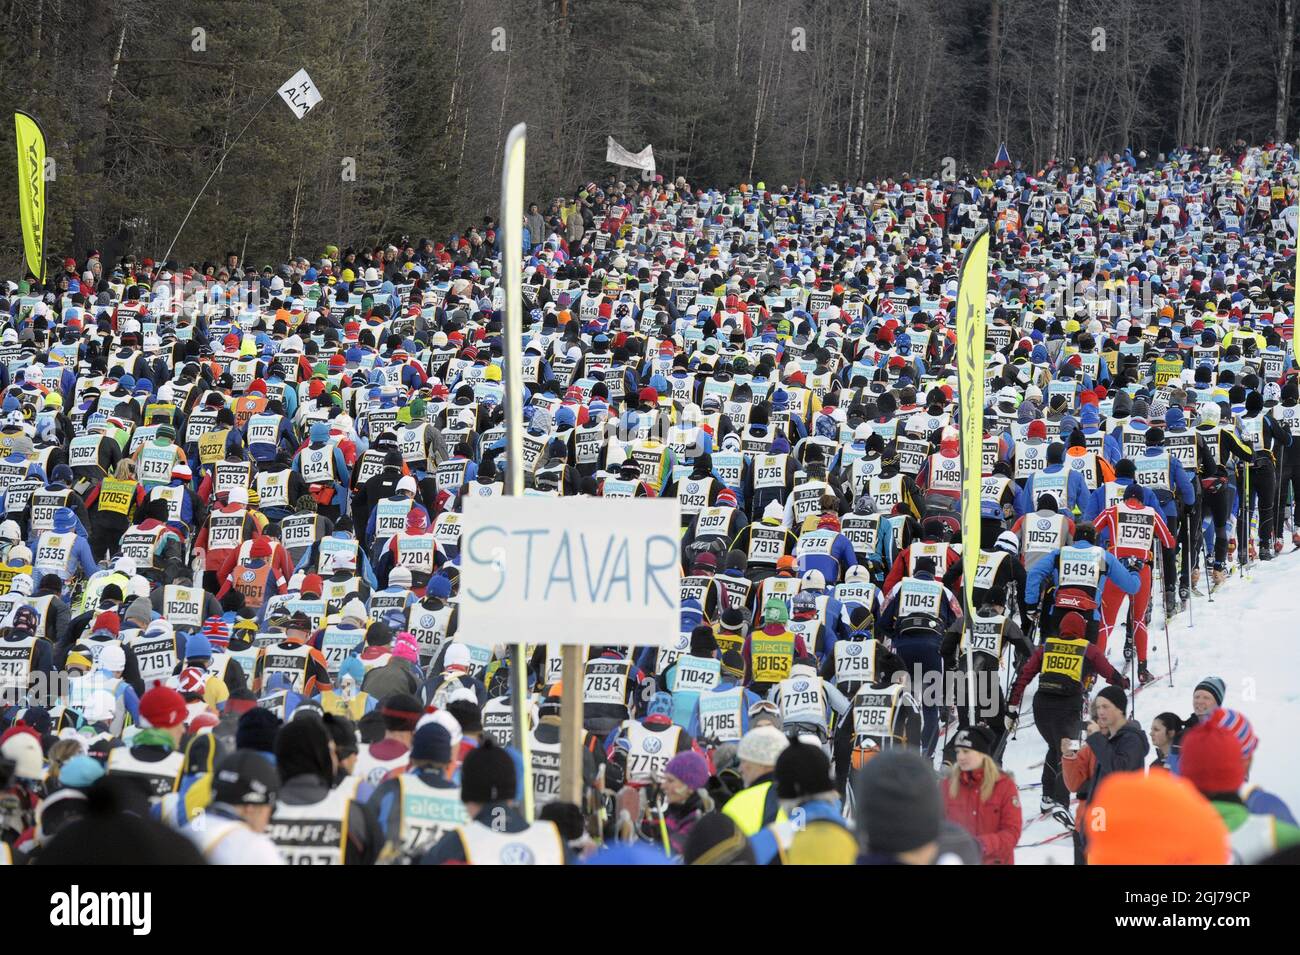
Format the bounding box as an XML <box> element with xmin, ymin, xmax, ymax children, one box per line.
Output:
<box><xmin>1001</xmin><ymin>553</ymin><xmax>1300</xmax><ymax>864</ymax></box>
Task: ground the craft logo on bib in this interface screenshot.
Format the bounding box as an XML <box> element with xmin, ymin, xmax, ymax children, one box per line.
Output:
<box><xmin>500</xmin><ymin>844</ymin><xmax>536</xmax><ymax>865</ymax></box>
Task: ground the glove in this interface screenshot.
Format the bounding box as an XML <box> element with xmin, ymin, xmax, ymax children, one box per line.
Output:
<box><xmin>1119</xmin><ymin>675</ymin><xmax>1131</xmax><ymax>690</ymax></box>
<box><xmin>1004</xmin><ymin>708</ymin><xmax>1019</xmax><ymax>732</ymax></box>
<box><xmin>1121</xmin><ymin>556</ymin><xmax>1145</xmax><ymax>573</ymax></box>
<box><xmin>1123</xmin><ymin>640</ymin><xmax>1135</xmax><ymax>662</ymax></box>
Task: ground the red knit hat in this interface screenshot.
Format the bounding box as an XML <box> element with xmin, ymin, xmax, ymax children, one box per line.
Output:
<box><xmin>139</xmin><ymin>684</ymin><xmax>188</xmax><ymax>729</ymax></box>
<box><xmin>92</xmin><ymin>611</ymin><xmax>120</xmax><ymax>636</ymax></box>
<box><xmin>1026</xmin><ymin>419</ymin><xmax>1047</xmax><ymax>440</ymax></box>
<box><xmin>1059</xmin><ymin>611</ymin><xmax>1087</xmax><ymax>639</ymax></box>
<box><xmin>1179</xmin><ymin>722</ymin><xmax>1247</xmax><ymax>794</ymax></box>
<box><xmin>250</xmin><ymin>536</ymin><xmax>272</xmax><ymax>558</ymax></box>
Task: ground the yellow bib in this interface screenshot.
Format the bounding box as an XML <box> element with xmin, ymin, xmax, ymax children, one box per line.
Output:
<box><xmin>98</xmin><ymin>477</ymin><xmax>137</xmax><ymax>515</ymax></box>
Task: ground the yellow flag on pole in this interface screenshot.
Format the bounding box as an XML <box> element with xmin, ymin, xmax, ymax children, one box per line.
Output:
<box><xmin>956</xmin><ymin>228</ymin><xmax>989</xmax><ymax>723</ymax></box>
<box><xmin>14</xmin><ymin>111</ymin><xmax>47</xmax><ymax>283</ymax></box>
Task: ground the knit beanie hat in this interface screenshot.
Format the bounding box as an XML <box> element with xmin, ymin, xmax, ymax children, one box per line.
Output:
<box><xmin>774</xmin><ymin>741</ymin><xmax>835</xmax><ymax>799</ymax></box>
<box><xmin>736</xmin><ymin>725</ymin><xmax>788</xmax><ymax>767</ymax></box>
<box><xmin>460</xmin><ymin>740</ymin><xmax>516</xmax><ymax>803</ymax></box>
<box><xmin>855</xmin><ymin>750</ymin><xmax>941</xmax><ymax>854</ymax></box>
<box><xmin>1086</xmin><ymin>770</ymin><xmax>1230</xmax><ymax>864</ymax></box>
<box><xmin>139</xmin><ymin>684</ymin><xmax>187</xmax><ymax>729</ymax></box>
<box><xmin>1178</xmin><ymin>722</ymin><xmax>1248</xmax><ymax>794</ymax></box>
<box><xmin>1096</xmin><ymin>684</ymin><xmax>1128</xmax><ymax>715</ymax></box>
<box><xmin>1195</xmin><ymin>675</ymin><xmax>1226</xmax><ymax>706</ymax></box>
<box><xmin>663</xmin><ymin>750</ymin><xmax>711</xmax><ymax>791</ymax></box>
<box><xmin>682</xmin><ymin>811</ymin><xmax>756</xmax><ymax>865</ymax></box>
<box><xmin>236</xmin><ymin>707</ymin><xmax>283</xmax><ymax>754</ymax></box>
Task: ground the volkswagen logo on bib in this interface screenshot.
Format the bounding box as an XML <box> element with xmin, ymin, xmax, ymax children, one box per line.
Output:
<box><xmin>421</xmin><ymin>614</ymin><xmax>436</xmax><ymax>628</ymax></box>
<box><xmin>313</xmin><ymin>450</ymin><xmax>324</xmax><ymax>462</ymax></box>
<box><xmin>643</xmin><ymin>736</ymin><xmax>663</xmax><ymax>754</ymax></box>
<box><xmin>845</xmin><ymin>642</ymin><xmax>863</xmax><ymax>657</ymax></box>
<box><xmin>793</xmin><ymin>679</ymin><xmax>809</xmax><ymax>692</ymax></box>
<box><xmin>500</xmin><ymin>843</ymin><xmax>536</xmax><ymax>865</ymax></box>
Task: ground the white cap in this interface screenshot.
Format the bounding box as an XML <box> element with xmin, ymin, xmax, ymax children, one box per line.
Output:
<box><xmin>801</xmin><ymin>569</ymin><xmax>826</xmax><ymax>591</ymax></box>
<box><xmin>444</xmin><ymin>643</ymin><xmax>472</xmax><ymax>670</ymax></box>
<box><xmin>146</xmin><ymin>619</ymin><xmax>175</xmax><ymax>639</ymax></box>
<box><xmin>99</xmin><ymin>643</ymin><xmax>126</xmax><ymax>673</ymax></box>
<box><xmin>0</xmin><ymin>520</ymin><xmax>19</xmax><ymax>542</ymax></box>
<box><xmin>340</xmin><ymin>599</ymin><xmax>368</xmax><ymax>624</ymax></box>
<box><xmin>844</xmin><ymin>565</ymin><xmax>871</xmax><ymax>582</ymax></box>
<box><xmin>418</xmin><ymin>708</ymin><xmax>463</xmax><ymax>752</ymax></box>
<box><xmin>388</xmin><ymin>566</ymin><xmax>413</xmax><ymax>588</ymax></box>
<box><xmin>227</xmin><ymin>487</ymin><xmax>249</xmax><ymax>506</ymax></box>
<box><xmin>9</xmin><ymin>571</ymin><xmax>32</xmax><ymax>595</ymax></box>
<box><xmin>763</xmin><ymin>500</ymin><xmax>785</xmax><ymax>523</ymax></box>
<box><xmin>130</xmin><ymin>576</ymin><xmax>150</xmax><ymax>600</ymax></box>
<box><xmin>396</xmin><ymin>475</ymin><xmax>418</xmax><ymax>495</ymax></box>
<box><xmin>113</xmin><ymin>554</ymin><xmax>138</xmax><ymax>576</ymax></box>
<box><xmin>0</xmin><ymin>734</ymin><xmax>43</xmax><ymax>781</ymax></box>
<box><xmin>326</xmin><ymin>550</ymin><xmax>357</xmax><ymax>572</ymax></box>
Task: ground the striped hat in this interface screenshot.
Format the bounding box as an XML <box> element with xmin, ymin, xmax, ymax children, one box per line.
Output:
<box><xmin>1204</xmin><ymin>707</ymin><xmax>1259</xmax><ymax>762</ymax></box>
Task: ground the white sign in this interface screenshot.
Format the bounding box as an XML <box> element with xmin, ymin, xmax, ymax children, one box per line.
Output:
<box><xmin>606</xmin><ymin>136</ymin><xmax>655</xmax><ymax>175</ymax></box>
<box><xmin>459</xmin><ymin>497</ymin><xmax>680</xmax><ymax>647</ymax></box>
<box><xmin>279</xmin><ymin>68</ymin><xmax>323</xmax><ymax>119</ymax></box>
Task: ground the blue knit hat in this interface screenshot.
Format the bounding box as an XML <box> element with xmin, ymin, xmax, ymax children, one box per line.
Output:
<box><xmin>184</xmin><ymin>632</ymin><xmax>213</xmax><ymax>660</ymax></box>
<box><xmin>309</xmin><ymin>421</ymin><xmax>330</xmax><ymax>442</ymax></box>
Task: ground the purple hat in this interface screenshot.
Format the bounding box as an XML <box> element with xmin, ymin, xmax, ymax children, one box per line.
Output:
<box><xmin>663</xmin><ymin>750</ymin><xmax>711</xmax><ymax>790</ymax></box>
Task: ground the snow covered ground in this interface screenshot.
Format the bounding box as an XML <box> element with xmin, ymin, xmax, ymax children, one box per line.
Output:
<box><xmin>1005</xmin><ymin>551</ymin><xmax>1300</xmax><ymax>864</ymax></box>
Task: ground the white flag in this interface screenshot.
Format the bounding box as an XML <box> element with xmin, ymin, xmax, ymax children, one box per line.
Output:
<box><xmin>606</xmin><ymin>136</ymin><xmax>655</xmax><ymax>175</ymax></box>
<box><xmin>278</xmin><ymin>68</ymin><xmax>323</xmax><ymax>120</ymax></box>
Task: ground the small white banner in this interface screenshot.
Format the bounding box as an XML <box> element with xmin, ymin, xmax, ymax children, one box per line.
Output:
<box><xmin>458</xmin><ymin>496</ymin><xmax>680</xmax><ymax>647</ymax></box>
<box><xmin>278</xmin><ymin>68</ymin><xmax>323</xmax><ymax>119</ymax></box>
<box><xmin>606</xmin><ymin>136</ymin><xmax>655</xmax><ymax>175</ymax></box>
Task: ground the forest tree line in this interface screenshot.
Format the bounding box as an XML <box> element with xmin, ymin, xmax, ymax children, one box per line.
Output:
<box><xmin>2</xmin><ymin>0</ymin><xmax>1297</xmax><ymax>271</ymax></box>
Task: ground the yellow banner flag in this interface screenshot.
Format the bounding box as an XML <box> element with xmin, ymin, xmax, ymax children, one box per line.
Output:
<box><xmin>956</xmin><ymin>228</ymin><xmax>990</xmax><ymax>619</ymax></box>
<box><xmin>14</xmin><ymin>111</ymin><xmax>47</xmax><ymax>283</ymax></box>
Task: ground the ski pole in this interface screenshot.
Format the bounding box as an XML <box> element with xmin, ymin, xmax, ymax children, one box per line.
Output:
<box><xmin>1156</xmin><ymin>541</ymin><xmax>1173</xmax><ymax>687</ymax></box>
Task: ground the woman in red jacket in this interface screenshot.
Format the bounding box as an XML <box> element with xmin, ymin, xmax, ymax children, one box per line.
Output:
<box><xmin>942</xmin><ymin>726</ymin><xmax>1023</xmax><ymax>865</ymax></box>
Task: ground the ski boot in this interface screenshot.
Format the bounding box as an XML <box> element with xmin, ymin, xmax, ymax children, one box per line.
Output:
<box><xmin>1227</xmin><ymin>537</ymin><xmax>1237</xmax><ymax>560</ymax></box>
<box><xmin>1248</xmin><ymin>539</ymin><xmax>1258</xmax><ymax>563</ymax></box>
<box><xmin>1164</xmin><ymin>589</ymin><xmax>1179</xmax><ymax>614</ymax></box>
<box><xmin>1040</xmin><ymin>795</ymin><xmax>1066</xmax><ymax>815</ymax></box>
<box><xmin>1179</xmin><ymin>584</ymin><xmax>1190</xmax><ymax>603</ymax></box>
<box><xmin>1138</xmin><ymin>662</ymin><xmax>1156</xmax><ymax>685</ymax></box>
<box><xmin>1211</xmin><ymin>563</ymin><xmax>1227</xmax><ymax>587</ymax></box>
<box><xmin>1260</xmin><ymin>541</ymin><xmax>1274</xmax><ymax>561</ymax></box>
<box><xmin>1190</xmin><ymin>567</ymin><xmax>1202</xmax><ymax>595</ymax></box>
<box><xmin>1292</xmin><ymin>531</ymin><xmax>1300</xmax><ymax>551</ymax></box>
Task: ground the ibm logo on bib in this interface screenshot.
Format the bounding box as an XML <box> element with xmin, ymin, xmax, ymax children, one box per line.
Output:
<box><xmin>642</xmin><ymin>736</ymin><xmax>663</xmax><ymax>754</ymax></box>
<box><xmin>500</xmin><ymin>843</ymin><xmax>536</xmax><ymax>865</ymax></box>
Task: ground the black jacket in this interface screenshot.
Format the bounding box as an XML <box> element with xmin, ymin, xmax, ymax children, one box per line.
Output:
<box><xmin>1080</xmin><ymin>719</ymin><xmax>1149</xmax><ymax>801</ymax></box>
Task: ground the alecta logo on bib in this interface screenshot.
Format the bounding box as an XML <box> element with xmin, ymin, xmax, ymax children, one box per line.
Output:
<box><xmin>49</xmin><ymin>886</ymin><xmax>152</xmax><ymax>935</ymax></box>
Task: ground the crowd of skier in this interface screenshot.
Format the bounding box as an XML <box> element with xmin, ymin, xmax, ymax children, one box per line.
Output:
<box><xmin>1</xmin><ymin>141</ymin><xmax>1298</xmax><ymax>864</ymax></box>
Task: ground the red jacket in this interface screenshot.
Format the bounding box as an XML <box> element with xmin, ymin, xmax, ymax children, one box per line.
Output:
<box><xmin>941</xmin><ymin>768</ymin><xmax>1023</xmax><ymax>865</ymax></box>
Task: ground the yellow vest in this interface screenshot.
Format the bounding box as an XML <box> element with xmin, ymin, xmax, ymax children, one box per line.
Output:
<box><xmin>319</xmin><ymin>690</ymin><xmax>371</xmax><ymax>720</ymax></box>
<box><xmin>722</xmin><ymin>781</ymin><xmax>787</xmax><ymax>836</ymax></box>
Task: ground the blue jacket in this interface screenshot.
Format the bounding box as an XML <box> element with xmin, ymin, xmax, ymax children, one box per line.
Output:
<box><xmin>749</xmin><ymin>797</ymin><xmax>847</xmax><ymax>864</ymax></box>
<box><xmin>1082</xmin><ymin>477</ymin><xmax>1161</xmax><ymax>522</ymax></box>
<box><xmin>1025</xmin><ymin>541</ymin><xmax>1140</xmax><ymax>620</ymax></box>
<box><xmin>1137</xmin><ymin>446</ymin><xmax>1196</xmax><ymax>522</ymax></box>
<box><xmin>1015</xmin><ymin>463</ymin><xmax>1090</xmax><ymax>517</ymax></box>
